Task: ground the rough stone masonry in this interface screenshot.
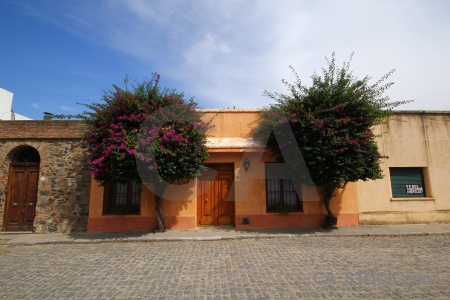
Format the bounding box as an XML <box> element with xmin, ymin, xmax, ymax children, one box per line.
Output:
<box><xmin>0</xmin><ymin>120</ymin><xmax>91</xmax><ymax>233</ymax></box>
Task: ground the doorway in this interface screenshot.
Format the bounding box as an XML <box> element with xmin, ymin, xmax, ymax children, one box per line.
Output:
<box><xmin>3</xmin><ymin>147</ymin><xmax>40</xmax><ymax>231</ymax></box>
<box><xmin>197</xmin><ymin>163</ymin><xmax>235</xmax><ymax>226</ymax></box>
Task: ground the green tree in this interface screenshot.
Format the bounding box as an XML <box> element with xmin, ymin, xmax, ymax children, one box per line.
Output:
<box><xmin>252</xmin><ymin>53</ymin><xmax>411</xmax><ymax>228</ymax></box>
<box><xmin>68</xmin><ymin>74</ymin><xmax>209</xmax><ymax>231</ymax></box>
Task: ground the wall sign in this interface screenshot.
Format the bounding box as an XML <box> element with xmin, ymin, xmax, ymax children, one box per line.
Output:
<box><xmin>405</xmin><ymin>184</ymin><xmax>423</xmax><ymax>194</ymax></box>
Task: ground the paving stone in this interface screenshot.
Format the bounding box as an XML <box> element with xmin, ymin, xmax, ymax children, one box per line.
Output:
<box><xmin>0</xmin><ymin>235</ymin><xmax>449</xmax><ymax>299</ymax></box>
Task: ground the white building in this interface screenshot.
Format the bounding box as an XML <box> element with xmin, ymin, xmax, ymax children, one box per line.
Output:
<box><xmin>0</xmin><ymin>88</ymin><xmax>31</xmax><ymax>120</ymax></box>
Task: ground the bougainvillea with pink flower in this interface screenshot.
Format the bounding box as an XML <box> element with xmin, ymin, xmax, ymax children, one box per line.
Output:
<box><xmin>135</xmin><ymin>100</ymin><xmax>210</xmax><ymax>188</ymax></box>
<box><xmin>252</xmin><ymin>53</ymin><xmax>412</xmax><ymax>228</ymax></box>
<box><xmin>66</xmin><ymin>74</ymin><xmax>209</xmax><ymax>230</ymax></box>
<box><xmin>77</xmin><ymin>74</ymin><xmax>209</xmax><ymax>187</ymax></box>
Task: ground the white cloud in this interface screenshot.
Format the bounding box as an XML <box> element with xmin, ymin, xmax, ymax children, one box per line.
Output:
<box><xmin>17</xmin><ymin>0</ymin><xmax>450</xmax><ymax>110</ymax></box>
<box><xmin>59</xmin><ymin>105</ymin><xmax>73</xmax><ymax>111</ymax></box>
<box><xmin>184</xmin><ymin>33</ymin><xmax>231</xmax><ymax>66</ymax></box>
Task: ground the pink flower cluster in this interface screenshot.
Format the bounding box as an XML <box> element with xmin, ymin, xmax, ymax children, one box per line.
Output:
<box><xmin>116</xmin><ymin>114</ymin><xmax>148</xmax><ymax>122</ymax></box>
<box><xmin>341</xmin><ymin>116</ymin><xmax>350</xmax><ymax>123</ymax></box>
<box><xmin>161</xmin><ymin>129</ymin><xmax>188</xmax><ymax>145</ymax></box>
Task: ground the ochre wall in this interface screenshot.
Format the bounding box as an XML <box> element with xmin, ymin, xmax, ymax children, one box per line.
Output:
<box><xmin>87</xmin><ymin>178</ymin><xmax>198</xmax><ymax>232</ymax></box>
<box><xmin>159</xmin><ymin>180</ymin><xmax>197</xmax><ymax>230</ymax></box>
<box><xmin>87</xmin><ymin>179</ymin><xmax>157</xmax><ymax>232</ymax></box>
<box><xmin>203</xmin><ymin>152</ymin><xmax>328</xmax><ymax>228</ymax></box>
<box><xmin>87</xmin><ymin>109</ymin><xmax>360</xmax><ymax>231</ymax></box>
<box><xmin>357</xmin><ymin>112</ymin><xmax>450</xmax><ymax>224</ymax></box>
<box><xmin>202</xmin><ymin>109</ymin><xmax>260</xmax><ymax>138</ymax></box>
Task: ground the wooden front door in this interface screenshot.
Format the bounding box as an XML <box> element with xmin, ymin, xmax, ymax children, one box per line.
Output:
<box><xmin>197</xmin><ymin>164</ymin><xmax>235</xmax><ymax>226</ymax></box>
<box><xmin>3</xmin><ymin>163</ymin><xmax>39</xmax><ymax>231</ymax></box>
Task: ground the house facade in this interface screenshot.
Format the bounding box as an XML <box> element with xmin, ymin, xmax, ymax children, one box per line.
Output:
<box><xmin>0</xmin><ymin>120</ymin><xmax>90</xmax><ymax>233</ymax></box>
<box><xmin>0</xmin><ymin>110</ymin><xmax>448</xmax><ymax>233</ymax></box>
<box><xmin>87</xmin><ymin>109</ymin><xmax>359</xmax><ymax>232</ymax></box>
<box><xmin>356</xmin><ymin>111</ymin><xmax>450</xmax><ymax>224</ymax></box>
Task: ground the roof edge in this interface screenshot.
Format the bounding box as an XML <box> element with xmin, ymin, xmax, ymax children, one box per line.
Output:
<box><xmin>393</xmin><ymin>110</ymin><xmax>450</xmax><ymax>114</ymax></box>
<box><xmin>200</xmin><ymin>108</ymin><xmax>261</xmax><ymax>112</ymax></box>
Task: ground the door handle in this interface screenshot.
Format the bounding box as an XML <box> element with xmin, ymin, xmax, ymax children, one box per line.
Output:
<box><xmin>13</xmin><ymin>203</ymin><xmax>17</xmax><ymax>206</ymax></box>
<box><xmin>29</xmin><ymin>203</ymin><xmax>34</xmax><ymax>206</ymax></box>
<box><xmin>205</xmin><ymin>199</ymin><xmax>209</xmax><ymax>203</ymax></box>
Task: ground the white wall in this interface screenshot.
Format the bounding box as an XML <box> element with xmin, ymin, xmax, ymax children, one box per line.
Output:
<box><xmin>0</xmin><ymin>88</ymin><xmax>31</xmax><ymax>120</ymax></box>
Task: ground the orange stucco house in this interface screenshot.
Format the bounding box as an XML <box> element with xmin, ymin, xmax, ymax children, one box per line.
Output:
<box><xmin>87</xmin><ymin>109</ymin><xmax>359</xmax><ymax>232</ymax></box>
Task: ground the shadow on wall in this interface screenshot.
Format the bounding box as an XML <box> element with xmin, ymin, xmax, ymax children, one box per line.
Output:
<box><xmin>155</xmin><ymin>180</ymin><xmax>194</xmax><ymax>230</ymax></box>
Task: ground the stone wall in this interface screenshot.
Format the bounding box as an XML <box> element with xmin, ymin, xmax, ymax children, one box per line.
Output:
<box><xmin>0</xmin><ymin>121</ymin><xmax>91</xmax><ymax>233</ymax></box>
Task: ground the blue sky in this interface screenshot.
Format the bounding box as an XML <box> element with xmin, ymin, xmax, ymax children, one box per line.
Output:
<box><xmin>1</xmin><ymin>0</ymin><xmax>450</xmax><ymax>120</ymax></box>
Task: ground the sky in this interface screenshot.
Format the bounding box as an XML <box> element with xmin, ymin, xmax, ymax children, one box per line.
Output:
<box><xmin>1</xmin><ymin>0</ymin><xmax>450</xmax><ymax>120</ymax></box>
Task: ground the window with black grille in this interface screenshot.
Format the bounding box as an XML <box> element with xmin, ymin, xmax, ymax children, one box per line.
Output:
<box><xmin>103</xmin><ymin>181</ymin><xmax>141</xmax><ymax>214</ymax></box>
<box><xmin>265</xmin><ymin>163</ymin><xmax>302</xmax><ymax>212</ymax></box>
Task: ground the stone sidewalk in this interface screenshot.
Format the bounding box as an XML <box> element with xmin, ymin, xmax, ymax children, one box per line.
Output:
<box><xmin>1</xmin><ymin>223</ymin><xmax>450</xmax><ymax>245</ymax></box>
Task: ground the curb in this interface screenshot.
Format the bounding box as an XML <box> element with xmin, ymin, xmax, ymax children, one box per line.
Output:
<box><xmin>2</xmin><ymin>231</ymin><xmax>449</xmax><ymax>246</ymax></box>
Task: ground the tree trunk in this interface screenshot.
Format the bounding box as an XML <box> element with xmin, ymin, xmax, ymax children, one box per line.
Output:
<box><xmin>323</xmin><ymin>185</ymin><xmax>337</xmax><ymax>229</ymax></box>
<box><xmin>155</xmin><ymin>184</ymin><xmax>166</xmax><ymax>232</ymax></box>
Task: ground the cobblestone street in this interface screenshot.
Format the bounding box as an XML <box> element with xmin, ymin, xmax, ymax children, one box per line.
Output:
<box><xmin>1</xmin><ymin>235</ymin><xmax>449</xmax><ymax>299</ymax></box>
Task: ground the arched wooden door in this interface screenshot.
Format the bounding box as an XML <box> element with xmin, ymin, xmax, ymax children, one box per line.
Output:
<box><xmin>197</xmin><ymin>163</ymin><xmax>235</xmax><ymax>226</ymax></box>
<box><xmin>3</xmin><ymin>147</ymin><xmax>40</xmax><ymax>231</ymax></box>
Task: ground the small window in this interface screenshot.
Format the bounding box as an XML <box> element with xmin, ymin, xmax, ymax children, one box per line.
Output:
<box><xmin>265</xmin><ymin>163</ymin><xmax>302</xmax><ymax>212</ymax></box>
<box><xmin>390</xmin><ymin>167</ymin><xmax>426</xmax><ymax>198</ymax></box>
<box><xmin>104</xmin><ymin>181</ymin><xmax>141</xmax><ymax>214</ymax></box>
